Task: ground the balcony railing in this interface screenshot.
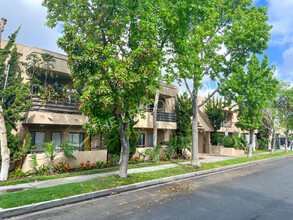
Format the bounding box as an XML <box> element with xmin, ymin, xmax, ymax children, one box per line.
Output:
<box><xmin>221</xmin><ymin>121</ymin><xmax>234</xmax><ymax>128</ymax></box>
<box><xmin>29</xmin><ymin>95</ymin><xmax>82</xmax><ymax>115</ymax></box>
<box><xmin>147</xmin><ymin>108</ymin><xmax>176</xmax><ymax>123</ymax></box>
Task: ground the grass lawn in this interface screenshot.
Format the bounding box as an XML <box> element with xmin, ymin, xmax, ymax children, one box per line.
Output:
<box><xmin>0</xmin><ymin>151</ymin><xmax>292</xmax><ymax>209</ymax></box>
<box><xmin>0</xmin><ymin>160</ymin><xmax>188</xmax><ymax>187</ymax></box>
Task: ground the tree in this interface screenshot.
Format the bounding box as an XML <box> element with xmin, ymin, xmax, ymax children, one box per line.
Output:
<box><xmin>277</xmin><ymin>87</ymin><xmax>293</xmax><ymax>152</ymax></box>
<box><xmin>166</xmin><ymin>0</ymin><xmax>271</xmax><ymax>165</ymax></box>
<box><xmin>153</xmin><ymin>89</ymin><xmax>160</xmax><ymax>150</ymax></box>
<box><xmin>104</xmin><ymin>121</ymin><xmax>139</xmax><ymax>157</ymax></box>
<box><xmin>221</xmin><ymin>54</ymin><xmax>279</xmax><ymax>157</ymax></box>
<box><xmin>204</xmin><ymin>97</ymin><xmax>226</xmax><ymax>145</ymax></box>
<box><xmin>262</xmin><ymin>99</ymin><xmax>280</xmax><ymax>154</ymax></box>
<box><xmin>0</xmin><ymin>28</ymin><xmax>31</xmax><ymax>181</ymax></box>
<box><xmin>43</xmin><ymin>0</ymin><xmax>165</xmax><ymax>177</ymax></box>
<box><xmin>175</xmin><ymin>92</ymin><xmax>192</xmax><ymax>143</ymax></box>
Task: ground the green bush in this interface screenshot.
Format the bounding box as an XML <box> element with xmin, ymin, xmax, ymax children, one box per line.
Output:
<box><xmin>8</xmin><ymin>169</ymin><xmax>30</xmax><ymax>180</ymax></box>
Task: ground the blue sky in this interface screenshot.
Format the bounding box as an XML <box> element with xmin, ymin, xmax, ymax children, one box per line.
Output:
<box><xmin>0</xmin><ymin>0</ymin><xmax>292</xmax><ymax>96</ymax></box>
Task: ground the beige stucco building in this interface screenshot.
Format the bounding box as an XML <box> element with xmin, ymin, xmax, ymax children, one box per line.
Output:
<box><xmin>1</xmin><ymin>39</ymin><xmax>216</xmax><ymax>171</ymax></box>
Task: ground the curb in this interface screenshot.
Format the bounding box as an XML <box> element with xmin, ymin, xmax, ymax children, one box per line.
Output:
<box><xmin>1</xmin><ymin>154</ymin><xmax>292</xmax><ymax>218</ymax></box>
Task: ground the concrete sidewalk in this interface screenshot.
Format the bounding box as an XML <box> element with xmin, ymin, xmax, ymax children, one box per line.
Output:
<box><xmin>0</xmin><ymin>154</ymin><xmax>239</xmax><ymax>195</ymax></box>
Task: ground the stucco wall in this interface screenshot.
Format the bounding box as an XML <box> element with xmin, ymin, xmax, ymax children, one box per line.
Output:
<box><xmin>21</xmin><ymin>150</ymin><xmax>107</xmax><ymax>172</ymax></box>
<box><xmin>211</xmin><ymin>145</ymin><xmax>244</xmax><ymax>155</ymax></box>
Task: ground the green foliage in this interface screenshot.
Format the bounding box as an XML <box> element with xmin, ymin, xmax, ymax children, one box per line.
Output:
<box><xmin>12</xmin><ymin>133</ymin><xmax>32</xmax><ymax>163</ymax></box>
<box><xmin>59</xmin><ymin>141</ymin><xmax>77</xmax><ymax>160</ymax></box>
<box><xmin>0</xmin><ymin>28</ymin><xmax>32</xmax><ymax>159</ymax></box>
<box><xmin>211</xmin><ymin>132</ymin><xmax>221</xmax><ymax>145</ymax></box>
<box><xmin>218</xmin><ymin>132</ymin><xmax>247</xmax><ymax>149</ymax></box>
<box><xmin>44</xmin><ymin>141</ymin><xmax>57</xmax><ymax>161</ymax></box>
<box><xmin>8</xmin><ymin>169</ymin><xmax>30</xmax><ymax>180</ymax></box>
<box><xmin>175</xmin><ymin>92</ymin><xmax>192</xmax><ymax>143</ymax></box>
<box><xmin>37</xmin><ymin>164</ymin><xmax>50</xmax><ymax>176</ymax></box>
<box><xmin>221</xmin><ymin>55</ymin><xmax>279</xmax><ymax>132</ymax></box>
<box><xmin>205</xmin><ymin>97</ymin><xmax>226</xmax><ymax>132</ymax></box>
<box><xmin>166</xmin><ymin>135</ymin><xmax>191</xmax><ymax>157</ymax></box>
<box><xmin>277</xmin><ymin>86</ymin><xmax>293</xmax><ymax>133</ymax></box>
<box><xmin>104</xmin><ymin>122</ymin><xmax>139</xmax><ymax>156</ymax></box>
<box><xmin>29</xmin><ymin>154</ymin><xmax>38</xmax><ymax>173</ymax></box>
<box><xmin>257</xmin><ymin>137</ymin><xmax>269</xmax><ymax>149</ymax></box>
<box><xmin>110</xmin><ymin>155</ymin><xmax>120</xmax><ymax>165</ymax></box>
<box><xmin>54</xmin><ymin>162</ymin><xmax>70</xmax><ymax>174</ymax></box>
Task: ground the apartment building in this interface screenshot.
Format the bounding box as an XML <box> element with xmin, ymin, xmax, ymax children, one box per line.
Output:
<box><xmin>1</xmin><ymin>39</ymin><xmax>215</xmax><ymax>170</ymax></box>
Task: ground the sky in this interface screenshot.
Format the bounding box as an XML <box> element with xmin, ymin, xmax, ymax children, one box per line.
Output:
<box><xmin>0</xmin><ymin>0</ymin><xmax>292</xmax><ymax>96</ymax></box>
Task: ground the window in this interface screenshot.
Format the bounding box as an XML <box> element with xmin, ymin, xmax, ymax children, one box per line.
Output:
<box><xmin>52</xmin><ymin>132</ymin><xmax>62</xmax><ymax>150</ymax></box>
<box><xmin>69</xmin><ymin>133</ymin><xmax>84</xmax><ymax>150</ymax></box>
<box><xmin>148</xmin><ymin>133</ymin><xmax>153</xmax><ymax>147</ymax></box>
<box><xmin>30</xmin><ymin>131</ymin><xmax>46</xmax><ymax>149</ymax></box>
<box><xmin>137</xmin><ymin>133</ymin><xmax>145</xmax><ymax>147</ymax></box>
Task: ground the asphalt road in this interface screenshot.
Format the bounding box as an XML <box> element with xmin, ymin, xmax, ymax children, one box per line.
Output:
<box><xmin>11</xmin><ymin>157</ymin><xmax>293</xmax><ymax>220</ymax></box>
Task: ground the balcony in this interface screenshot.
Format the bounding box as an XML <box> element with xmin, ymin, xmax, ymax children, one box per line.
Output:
<box><xmin>147</xmin><ymin>109</ymin><xmax>176</xmax><ymax>123</ymax></box>
<box><xmin>29</xmin><ymin>95</ymin><xmax>82</xmax><ymax>115</ymax></box>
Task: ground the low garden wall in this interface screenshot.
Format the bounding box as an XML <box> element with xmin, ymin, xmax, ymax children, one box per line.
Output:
<box><xmin>21</xmin><ymin>150</ymin><xmax>107</xmax><ymax>173</ymax></box>
<box><xmin>211</xmin><ymin>145</ymin><xmax>244</xmax><ymax>156</ymax></box>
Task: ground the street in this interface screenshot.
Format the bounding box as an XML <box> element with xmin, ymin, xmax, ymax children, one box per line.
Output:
<box><xmin>12</xmin><ymin>157</ymin><xmax>293</xmax><ymax>220</ymax></box>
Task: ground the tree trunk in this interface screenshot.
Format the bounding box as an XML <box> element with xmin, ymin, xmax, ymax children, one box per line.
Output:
<box><xmin>0</xmin><ymin>106</ymin><xmax>10</xmax><ymax>181</ymax></box>
<box><xmin>191</xmin><ymin>90</ymin><xmax>200</xmax><ymax>166</ymax></box>
<box><xmin>267</xmin><ymin>132</ymin><xmax>272</xmax><ymax>150</ymax></box>
<box><xmin>252</xmin><ymin>133</ymin><xmax>256</xmax><ymax>151</ymax></box>
<box><xmin>49</xmin><ymin>157</ymin><xmax>54</xmax><ymax>175</ymax></box>
<box><xmin>119</xmin><ymin>121</ymin><xmax>130</xmax><ymax>178</ymax></box>
<box><xmin>285</xmin><ymin>130</ymin><xmax>289</xmax><ymax>152</ymax></box>
<box><xmin>270</xmin><ymin>130</ymin><xmax>275</xmax><ymax>155</ymax></box>
<box><xmin>247</xmin><ymin>129</ymin><xmax>254</xmax><ymax>157</ymax></box>
<box><xmin>153</xmin><ymin>89</ymin><xmax>160</xmax><ymax>150</ymax></box>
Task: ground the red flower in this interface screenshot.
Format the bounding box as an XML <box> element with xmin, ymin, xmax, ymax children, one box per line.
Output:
<box><xmin>80</xmin><ymin>163</ymin><xmax>84</xmax><ymax>168</ymax></box>
<box><xmin>87</xmin><ymin>160</ymin><xmax>90</xmax><ymax>163</ymax></box>
<box><xmin>179</xmin><ymin>153</ymin><xmax>181</xmax><ymax>156</ymax></box>
<box><xmin>175</xmin><ymin>153</ymin><xmax>177</xmax><ymax>157</ymax></box>
<box><xmin>161</xmin><ymin>155</ymin><xmax>164</xmax><ymax>158</ymax></box>
<box><xmin>94</xmin><ymin>164</ymin><xmax>97</xmax><ymax>167</ymax></box>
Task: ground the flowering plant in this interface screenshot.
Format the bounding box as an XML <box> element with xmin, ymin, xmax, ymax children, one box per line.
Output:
<box><xmin>129</xmin><ymin>156</ymin><xmax>142</xmax><ymax>164</ymax></box>
<box><xmin>54</xmin><ymin>162</ymin><xmax>70</xmax><ymax>174</ymax></box>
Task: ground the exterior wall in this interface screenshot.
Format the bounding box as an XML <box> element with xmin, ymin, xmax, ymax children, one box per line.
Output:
<box><xmin>21</xmin><ymin>150</ymin><xmax>107</xmax><ymax>172</ymax></box>
<box><xmin>24</xmin><ymin>111</ymin><xmax>87</xmax><ymax>126</ymax></box>
<box><xmin>211</xmin><ymin>145</ymin><xmax>245</xmax><ymax>155</ymax></box>
<box><xmin>134</xmin><ymin>113</ymin><xmax>176</xmax><ymax>130</ymax></box>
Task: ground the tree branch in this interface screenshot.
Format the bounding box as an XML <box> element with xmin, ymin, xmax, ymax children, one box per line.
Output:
<box><xmin>184</xmin><ymin>78</ymin><xmax>192</xmax><ymax>97</ymax></box>
<box><xmin>198</xmin><ymin>74</ymin><xmax>229</xmax><ymax>108</ymax></box>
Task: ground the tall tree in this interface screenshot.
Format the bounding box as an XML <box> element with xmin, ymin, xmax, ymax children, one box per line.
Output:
<box><xmin>277</xmin><ymin>87</ymin><xmax>293</xmax><ymax>152</ymax></box>
<box><xmin>175</xmin><ymin>92</ymin><xmax>192</xmax><ymax>143</ymax></box>
<box><xmin>204</xmin><ymin>97</ymin><xmax>226</xmax><ymax>144</ymax></box>
<box><xmin>0</xmin><ymin>27</ymin><xmax>31</xmax><ymax>180</ymax></box>
<box><xmin>221</xmin><ymin>54</ymin><xmax>279</xmax><ymax>157</ymax></box>
<box><xmin>262</xmin><ymin>99</ymin><xmax>279</xmax><ymax>154</ymax></box>
<box><xmin>43</xmin><ymin>0</ymin><xmax>165</xmax><ymax>177</ymax></box>
<box><xmin>153</xmin><ymin>89</ymin><xmax>160</xmax><ymax>150</ymax></box>
<box><xmin>166</xmin><ymin>0</ymin><xmax>271</xmax><ymax>165</ymax></box>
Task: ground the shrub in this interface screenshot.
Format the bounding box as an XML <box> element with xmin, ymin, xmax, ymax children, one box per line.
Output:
<box><xmin>29</xmin><ymin>154</ymin><xmax>38</xmax><ymax>173</ymax></box>
<box><xmin>129</xmin><ymin>156</ymin><xmax>142</xmax><ymax>164</ymax></box>
<box><xmin>8</xmin><ymin>169</ymin><xmax>30</xmax><ymax>180</ymax></box>
<box><xmin>54</xmin><ymin>162</ymin><xmax>70</xmax><ymax>174</ymax></box>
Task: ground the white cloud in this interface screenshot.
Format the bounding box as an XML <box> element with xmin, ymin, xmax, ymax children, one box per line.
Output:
<box><xmin>267</xmin><ymin>0</ymin><xmax>293</xmax><ymax>46</ymax></box>
<box><xmin>278</xmin><ymin>46</ymin><xmax>293</xmax><ymax>82</ymax></box>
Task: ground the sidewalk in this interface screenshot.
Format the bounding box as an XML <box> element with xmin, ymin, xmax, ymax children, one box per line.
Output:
<box><xmin>0</xmin><ymin>154</ymin><xmax>239</xmax><ymax>195</ymax></box>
